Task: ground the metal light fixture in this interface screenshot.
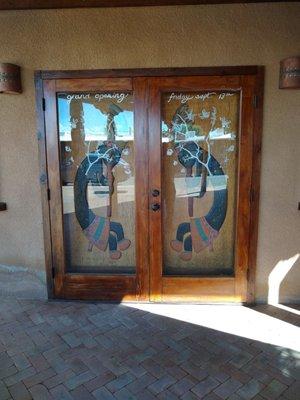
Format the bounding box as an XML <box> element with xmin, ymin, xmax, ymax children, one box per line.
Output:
<box><xmin>0</xmin><ymin>63</ymin><xmax>22</xmax><ymax>94</ymax></box>
<box><xmin>279</xmin><ymin>56</ymin><xmax>300</xmax><ymax>89</ymax></box>
<box><xmin>0</xmin><ymin>63</ymin><xmax>22</xmax><ymax>212</ymax></box>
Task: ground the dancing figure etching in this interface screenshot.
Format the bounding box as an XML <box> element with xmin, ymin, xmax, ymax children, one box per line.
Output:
<box><xmin>169</xmin><ymin>104</ymin><xmax>228</xmax><ymax>261</ymax></box>
<box><xmin>74</xmin><ymin>103</ymin><xmax>131</xmax><ymax>260</ymax></box>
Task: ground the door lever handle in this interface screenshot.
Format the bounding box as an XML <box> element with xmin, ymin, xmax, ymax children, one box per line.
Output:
<box><xmin>151</xmin><ymin>203</ymin><xmax>160</xmax><ymax>211</ymax></box>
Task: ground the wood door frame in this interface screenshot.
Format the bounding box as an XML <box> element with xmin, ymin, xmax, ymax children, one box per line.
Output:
<box><xmin>40</xmin><ymin>76</ymin><xmax>150</xmax><ymax>301</ymax></box>
<box><xmin>1</xmin><ymin>1</ymin><xmax>294</xmax><ymax>11</ymax></box>
<box><xmin>35</xmin><ymin>65</ymin><xmax>264</xmax><ymax>303</ymax></box>
<box><xmin>148</xmin><ymin>74</ymin><xmax>262</xmax><ymax>302</ymax></box>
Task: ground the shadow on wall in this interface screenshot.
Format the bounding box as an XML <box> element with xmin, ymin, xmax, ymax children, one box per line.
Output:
<box><xmin>268</xmin><ymin>254</ymin><xmax>300</xmax><ymax>307</ymax></box>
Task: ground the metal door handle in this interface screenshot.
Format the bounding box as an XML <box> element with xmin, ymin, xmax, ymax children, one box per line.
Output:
<box><xmin>151</xmin><ymin>203</ymin><xmax>160</xmax><ymax>211</ymax></box>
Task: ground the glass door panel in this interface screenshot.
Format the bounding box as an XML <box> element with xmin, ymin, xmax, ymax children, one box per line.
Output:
<box><xmin>161</xmin><ymin>91</ymin><xmax>239</xmax><ymax>276</ymax></box>
<box><xmin>57</xmin><ymin>91</ymin><xmax>136</xmax><ymax>274</ymax></box>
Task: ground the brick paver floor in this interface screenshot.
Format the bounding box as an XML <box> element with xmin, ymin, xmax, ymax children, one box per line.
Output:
<box><xmin>0</xmin><ymin>300</ymin><xmax>299</xmax><ymax>400</ymax></box>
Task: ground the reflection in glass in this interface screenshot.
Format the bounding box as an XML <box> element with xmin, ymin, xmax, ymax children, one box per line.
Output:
<box><xmin>162</xmin><ymin>91</ymin><xmax>239</xmax><ymax>276</ymax></box>
<box><xmin>57</xmin><ymin>92</ymin><xmax>135</xmax><ymax>274</ymax></box>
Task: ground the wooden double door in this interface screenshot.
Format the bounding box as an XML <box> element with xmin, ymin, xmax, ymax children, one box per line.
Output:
<box><xmin>38</xmin><ymin>67</ymin><xmax>263</xmax><ymax>302</ymax></box>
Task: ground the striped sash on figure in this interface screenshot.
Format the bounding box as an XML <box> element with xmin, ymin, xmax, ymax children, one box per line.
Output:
<box><xmin>190</xmin><ymin>217</ymin><xmax>219</xmax><ymax>253</ymax></box>
<box><xmin>83</xmin><ymin>216</ymin><xmax>110</xmax><ymax>251</ymax></box>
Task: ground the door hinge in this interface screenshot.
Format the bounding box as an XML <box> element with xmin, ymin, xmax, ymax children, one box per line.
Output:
<box><xmin>246</xmin><ymin>266</ymin><xmax>250</xmax><ymax>280</ymax></box>
<box><xmin>253</xmin><ymin>95</ymin><xmax>258</xmax><ymax>108</ymax></box>
<box><xmin>36</xmin><ymin>131</ymin><xmax>43</xmax><ymax>141</ymax></box>
<box><xmin>47</xmin><ymin>188</ymin><xmax>51</xmax><ymax>201</ymax></box>
<box><xmin>42</xmin><ymin>97</ymin><xmax>46</xmax><ymax>111</ymax></box>
<box><xmin>39</xmin><ymin>173</ymin><xmax>47</xmax><ymax>185</ymax></box>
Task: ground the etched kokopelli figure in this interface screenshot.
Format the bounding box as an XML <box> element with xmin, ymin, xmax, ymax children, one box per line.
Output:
<box><xmin>168</xmin><ymin>104</ymin><xmax>228</xmax><ymax>261</ymax></box>
<box><xmin>74</xmin><ymin>103</ymin><xmax>131</xmax><ymax>260</ymax></box>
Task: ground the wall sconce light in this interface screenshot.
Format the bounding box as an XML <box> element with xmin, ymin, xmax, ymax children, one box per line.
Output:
<box><xmin>0</xmin><ymin>63</ymin><xmax>22</xmax><ymax>94</ymax></box>
<box><xmin>279</xmin><ymin>56</ymin><xmax>300</xmax><ymax>89</ymax></box>
<box><xmin>0</xmin><ymin>63</ymin><xmax>21</xmax><ymax>212</ymax></box>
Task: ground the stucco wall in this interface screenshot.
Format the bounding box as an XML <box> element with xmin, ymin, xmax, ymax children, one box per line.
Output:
<box><xmin>0</xmin><ymin>3</ymin><xmax>299</xmax><ymax>302</ymax></box>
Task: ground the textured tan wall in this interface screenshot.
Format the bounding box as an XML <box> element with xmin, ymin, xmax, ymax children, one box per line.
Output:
<box><xmin>0</xmin><ymin>3</ymin><xmax>299</xmax><ymax>301</ymax></box>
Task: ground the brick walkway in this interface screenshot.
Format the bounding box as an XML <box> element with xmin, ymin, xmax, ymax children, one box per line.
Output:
<box><xmin>0</xmin><ymin>300</ymin><xmax>299</xmax><ymax>400</ymax></box>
